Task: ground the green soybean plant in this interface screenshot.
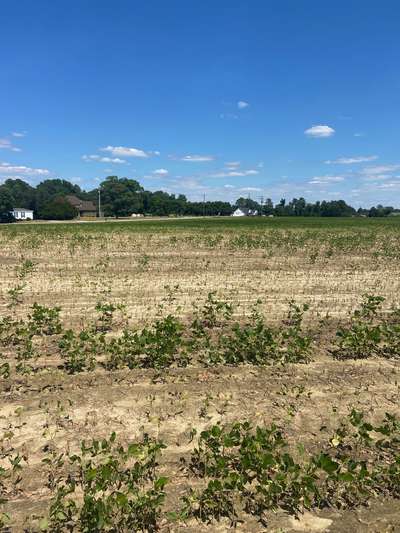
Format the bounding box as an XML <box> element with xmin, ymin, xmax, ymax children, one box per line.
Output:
<box><xmin>45</xmin><ymin>433</ymin><xmax>167</xmax><ymax>532</ymax></box>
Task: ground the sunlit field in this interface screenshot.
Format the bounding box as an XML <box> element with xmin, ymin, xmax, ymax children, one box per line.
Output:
<box><xmin>1</xmin><ymin>216</ymin><xmax>400</xmax><ymax>531</ymax></box>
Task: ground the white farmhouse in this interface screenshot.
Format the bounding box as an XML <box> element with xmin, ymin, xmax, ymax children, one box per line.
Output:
<box><xmin>231</xmin><ymin>207</ymin><xmax>258</xmax><ymax>217</ymax></box>
<box><xmin>12</xmin><ymin>208</ymin><xmax>34</xmax><ymax>221</ymax></box>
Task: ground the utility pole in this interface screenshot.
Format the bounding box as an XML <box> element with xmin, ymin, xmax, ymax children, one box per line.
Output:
<box><xmin>98</xmin><ymin>187</ymin><xmax>102</xmax><ymax>218</ymax></box>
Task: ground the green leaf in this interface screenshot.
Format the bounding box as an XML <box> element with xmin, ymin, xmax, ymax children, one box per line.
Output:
<box><xmin>155</xmin><ymin>476</ymin><xmax>168</xmax><ymax>489</ymax></box>
<box><xmin>318</xmin><ymin>453</ymin><xmax>339</xmax><ymax>474</ymax></box>
<box><xmin>85</xmin><ymin>467</ymin><xmax>97</xmax><ymax>481</ymax></box>
<box><xmin>116</xmin><ymin>492</ymin><xmax>128</xmax><ymax>506</ymax></box>
<box><xmin>338</xmin><ymin>472</ymin><xmax>354</xmax><ymax>482</ymax></box>
<box><xmin>261</xmin><ymin>453</ymin><xmax>275</xmax><ymax>467</ymax></box>
<box><xmin>211</xmin><ymin>425</ymin><xmax>222</xmax><ymax>438</ymax></box>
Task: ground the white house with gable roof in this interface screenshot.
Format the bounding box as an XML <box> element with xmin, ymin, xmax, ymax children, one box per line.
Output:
<box><xmin>231</xmin><ymin>207</ymin><xmax>258</xmax><ymax>217</ymax></box>
<box><xmin>12</xmin><ymin>208</ymin><xmax>34</xmax><ymax>221</ymax></box>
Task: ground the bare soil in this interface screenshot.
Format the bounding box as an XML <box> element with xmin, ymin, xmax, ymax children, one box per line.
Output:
<box><xmin>1</xmin><ymin>220</ymin><xmax>400</xmax><ymax>531</ymax></box>
<box><xmin>2</xmin><ymin>356</ymin><xmax>399</xmax><ymax>531</ymax></box>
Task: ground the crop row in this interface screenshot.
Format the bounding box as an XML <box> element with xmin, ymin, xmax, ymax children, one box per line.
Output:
<box><xmin>1</xmin><ymin>409</ymin><xmax>399</xmax><ymax>530</ymax></box>
<box><xmin>1</xmin><ymin>293</ymin><xmax>400</xmax><ymax>377</ymax></box>
<box><xmin>2</xmin><ymin>223</ymin><xmax>400</xmax><ymax>259</ymax></box>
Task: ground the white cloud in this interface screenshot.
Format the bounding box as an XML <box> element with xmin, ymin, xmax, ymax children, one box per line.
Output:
<box><xmin>12</xmin><ymin>131</ymin><xmax>26</xmax><ymax>138</ymax></box>
<box><xmin>211</xmin><ymin>169</ymin><xmax>259</xmax><ymax>178</ymax></box>
<box><xmin>101</xmin><ymin>145</ymin><xmax>151</xmax><ymax>158</ymax></box>
<box><xmin>178</xmin><ymin>154</ymin><xmax>215</xmax><ymax>162</ymax></box>
<box><xmin>153</xmin><ymin>168</ymin><xmax>169</xmax><ymax>176</ymax></box>
<box><xmin>374</xmin><ymin>181</ymin><xmax>400</xmax><ymax>189</ymax></box>
<box><xmin>309</xmin><ymin>175</ymin><xmax>345</xmax><ymax>185</ymax></box>
<box><xmin>0</xmin><ymin>138</ymin><xmax>21</xmax><ymax>152</ymax></box>
<box><xmin>354</xmin><ymin>132</ymin><xmax>365</xmax><ymax>137</ymax></box>
<box><xmin>239</xmin><ymin>186</ymin><xmax>262</xmax><ymax>192</ymax></box>
<box><xmin>361</xmin><ymin>165</ymin><xmax>400</xmax><ymax>176</ymax></box>
<box><xmin>82</xmin><ymin>154</ymin><xmax>127</xmax><ymax>164</ymax></box>
<box><xmin>0</xmin><ymin>163</ymin><xmax>50</xmax><ymax>176</ymax></box>
<box><xmin>237</xmin><ymin>101</ymin><xmax>249</xmax><ymax>109</ymax></box>
<box><xmin>359</xmin><ymin>165</ymin><xmax>400</xmax><ymax>182</ymax></box>
<box><xmin>225</xmin><ymin>161</ymin><xmax>240</xmax><ymax>169</ymax></box>
<box><xmin>244</xmin><ymin>170</ymin><xmax>259</xmax><ymax>175</ymax></box>
<box><xmin>175</xmin><ymin>178</ymin><xmax>205</xmax><ymax>190</ymax></box>
<box><xmin>304</xmin><ymin>125</ymin><xmax>335</xmax><ymax>138</ymax></box>
<box><xmin>326</xmin><ymin>155</ymin><xmax>378</xmax><ymax>165</ymax></box>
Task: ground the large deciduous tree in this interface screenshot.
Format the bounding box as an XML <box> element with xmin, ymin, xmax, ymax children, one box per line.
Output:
<box><xmin>40</xmin><ymin>197</ymin><xmax>78</xmax><ymax>220</ymax></box>
<box><xmin>0</xmin><ymin>189</ymin><xmax>15</xmax><ymax>223</ymax></box>
<box><xmin>0</xmin><ymin>179</ymin><xmax>36</xmax><ymax>211</ymax></box>
<box><xmin>100</xmin><ymin>176</ymin><xmax>144</xmax><ymax>217</ymax></box>
<box><xmin>36</xmin><ymin>179</ymin><xmax>82</xmax><ymax>217</ymax></box>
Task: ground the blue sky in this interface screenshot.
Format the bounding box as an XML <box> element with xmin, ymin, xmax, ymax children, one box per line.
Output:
<box><xmin>1</xmin><ymin>0</ymin><xmax>399</xmax><ymax>206</ymax></box>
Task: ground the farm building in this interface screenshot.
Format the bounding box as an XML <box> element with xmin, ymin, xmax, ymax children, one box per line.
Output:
<box><xmin>231</xmin><ymin>207</ymin><xmax>258</xmax><ymax>217</ymax></box>
<box><xmin>12</xmin><ymin>208</ymin><xmax>34</xmax><ymax>220</ymax></box>
<box><xmin>65</xmin><ymin>195</ymin><xmax>97</xmax><ymax>217</ymax></box>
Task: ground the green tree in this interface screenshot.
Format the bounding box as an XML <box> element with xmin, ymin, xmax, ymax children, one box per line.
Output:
<box><xmin>320</xmin><ymin>200</ymin><xmax>355</xmax><ymax>217</ymax></box>
<box><xmin>40</xmin><ymin>197</ymin><xmax>78</xmax><ymax>220</ymax></box>
<box><xmin>0</xmin><ymin>179</ymin><xmax>36</xmax><ymax>211</ymax></box>
<box><xmin>100</xmin><ymin>176</ymin><xmax>144</xmax><ymax>217</ymax></box>
<box><xmin>234</xmin><ymin>197</ymin><xmax>261</xmax><ymax>213</ymax></box>
<box><xmin>262</xmin><ymin>198</ymin><xmax>274</xmax><ymax>215</ymax></box>
<box><xmin>0</xmin><ymin>189</ymin><xmax>15</xmax><ymax>223</ymax></box>
<box><xmin>36</xmin><ymin>179</ymin><xmax>82</xmax><ymax>217</ymax></box>
<box><xmin>274</xmin><ymin>198</ymin><xmax>286</xmax><ymax>216</ymax></box>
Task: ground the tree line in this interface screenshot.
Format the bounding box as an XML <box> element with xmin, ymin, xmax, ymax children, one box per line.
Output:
<box><xmin>0</xmin><ymin>175</ymin><xmax>398</xmax><ymax>222</ymax></box>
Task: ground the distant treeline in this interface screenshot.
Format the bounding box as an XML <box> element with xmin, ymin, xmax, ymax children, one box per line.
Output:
<box><xmin>0</xmin><ymin>176</ymin><xmax>398</xmax><ymax>221</ymax></box>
